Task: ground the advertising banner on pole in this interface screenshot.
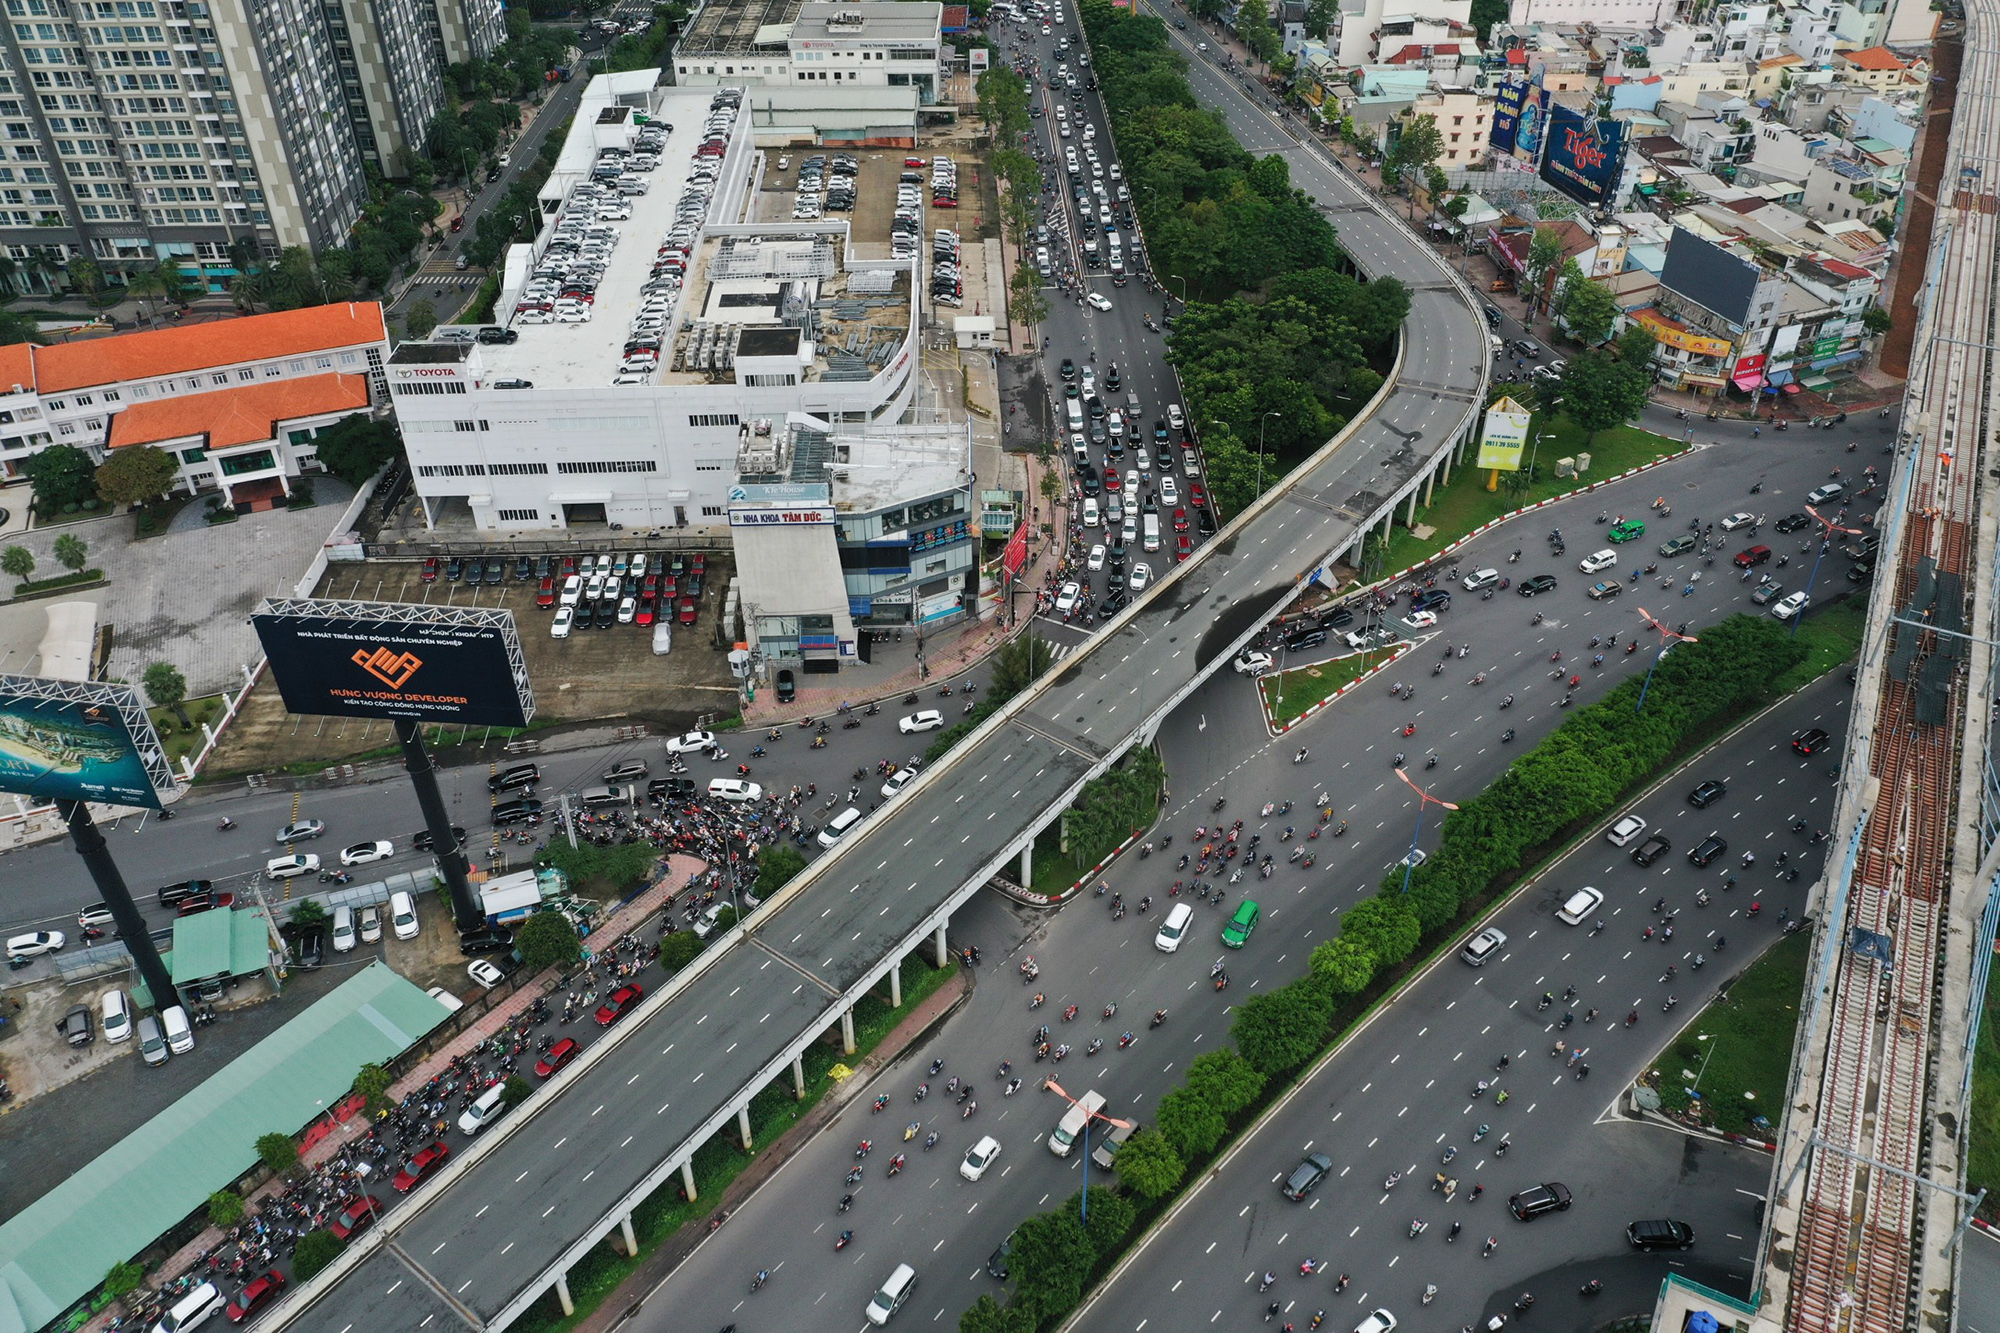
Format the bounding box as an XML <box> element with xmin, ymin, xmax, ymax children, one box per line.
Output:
<box><xmin>0</xmin><ymin>675</ymin><xmax>175</xmax><ymax>809</ymax></box>
<box><xmin>1538</xmin><ymin>103</ymin><xmax>1629</xmax><ymax>207</ymax></box>
<box><xmin>1475</xmin><ymin>396</ymin><xmax>1534</xmax><ymax>471</ymax></box>
<box><xmin>1512</xmin><ymin>78</ymin><xmax>1550</xmax><ymax>167</ymax></box>
<box><xmin>252</xmin><ymin>600</ymin><xmax>534</xmax><ymax>729</ymax></box>
<box><xmin>1490</xmin><ymin>78</ymin><xmax>1527</xmax><ymax>154</ymax></box>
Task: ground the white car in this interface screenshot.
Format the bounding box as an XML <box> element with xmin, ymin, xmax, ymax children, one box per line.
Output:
<box><xmin>1154</xmin><ymin>901</ymin><xmax>1193</xmax><ymax>952</ymax></box>
<box><xmin>468</xmin><ymin>959</ymin><xmax>507</xmax><ymax>988</ymax></box>
<box><xmin>881</xmin><ymin>767</ymin><xmax>919</xmax><ymax>798</ymax></box>
<box><xmin>1166</xmin><ymin>403</ymin><xmax>1185</xmax><ymax>431</ymax></box>
<box><xmin>1556</xmin><ymin>885</ymin><xmax>1605</xmax><ymax>925</ymax></box>
<box><xmin>899</xmin><ymin>710</ymin><xmax>946</xmax><ymax>734</ymax></box>
<box><xmin>5</xmin><ymin>930</ymin><xmax>64</xmax><ymax>959</ymax></box>
<box><xmin>1400</xmin><ymin>609</ymin><xmax>1439</xmax><ymax>631</ymax></box>
<box><xmin>665</xmin><ymin>730</ymin><xmax>717</xmax><ymax>754</ymax></box>
<box><xmin>1605</xmin><ymin>813</ymin><xmax>1647</xmax><ymax>847</ymax></box>
<box><xmin>1234</xmin><ymin>650</ymin><xmax>1274</xmax><ymax>675</ymax></box>
<box><xmin>707</xmin><ymin>778</ymin><xmax>763</xmax><ymax>802</ymax></box>
<box><xmin>1353</xmin><ymin>1310</ymin><xmax>1399</xmax><ymax>1333</ymax></box>
<box><xmin>427</xmin><ymin>985</ymin><xmax>465</xmax><ymax>1013</ymax></box>
<box><xmin>1771</xmin><ymin>591</ymin><xmax>1811</xmax><ymax>619</ymax></box>
<box><xmin>960</xmin><ymin>1135</ymin><xmax>1003</xmax><ymax>1181</ymax></box>
<box><xmin>1130</xmin><ymin>561</ymin><xmax>1153</xmax><ymax>592</ymax></box>
<box><xmin>1460</xmin><ymin>926</ymin><xmax>1507</xmax><ymax>966</ymax></box>
<box><xmin>266</xmin><ymin>854</ymin><xmax>320</xmax><ymax>879</ymax></box>
<box><xmin>551</xmin><ymin>606</ymin><xmax>575</xmax><ymax>638</ymax></box>
<box><xmin>1086</xmin><ymin>292</ymin><xmax>1113</xmax><ymax>311</ymax></box>
<box><xmin>1578</xmin><ymin>549</ymin><xmax>1618</xmax><ymax>575</ymax></box>
<box><xmin>1055</xmin><ymin>581</ymin><xmax>1083</xmax><ymax>614</ymax></box>
<box><xmin>1461</xmin><ymin>568</ymin><xmax>1500</xmax><ymax>591</ymax></box>
<box><xmin>340</xmin><ymin>840</ymin><xmax>394</xmax><ymax>867</ymax></box>
<box><xmin>1719</xmin><ymin>511</ymin><xmax>1756</xmax><ymax>532</ymax></box>
<box><xmin>1087</xmin><ymin>543</ymin><xmax>1106</xmax><ymax>572</ymax></box>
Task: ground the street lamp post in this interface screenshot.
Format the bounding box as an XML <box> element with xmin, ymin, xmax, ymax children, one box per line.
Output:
<box><xmin>1393</xmin><ymin>768</ymin><xmax>1458</xmax><ymax>894</ymax></box>
<box><xmin>1632</xmin><ymin>606</ymin><xmax>1699</xmax><ymax>714</ymax></box>
<box><xmin>1170</xmin><ymin>273</ymin><xmax>1187</xmax><ymax>306</ymax></box>
<box><xmin>1044</xmin><ymin>1075</ymin><xmax>1135</xmax><ymax>1222</ymax></box>
<box><xmin>1256</xmin><ymin>409</ymin><xmax>1281</xmax><ymax>498</ymax></box>
<box><xmin>1790</xmin><ymin>503</ymin><xmax>1862</xmax><ymax>637</ymax></box>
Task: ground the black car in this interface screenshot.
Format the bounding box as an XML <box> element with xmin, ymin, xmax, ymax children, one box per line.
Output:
<box><xmin>1688</xmin><ymin>834</ymin><xmax>1728</xmax><ymax>867</ymax></box>
<box><xmin>534</xmin><ymin>555</ymin><xmax>554</xmax><ymax>579</ymax></box>
<box><xmin>1411</xmin><ymin>589</ymin><xmax>1451</xmax><ymax>613</ymax></box>
<box><xmin>514</xmin><ymin>556</ymin><xmax>534</xmax><ymax>580</ymax></box>
<box><xmin>775</xmin><ymin>669</ymin><xmax>796</xmax><ymax>703</ymax></box>
<box><xmin>1775</xmin><ymin>513</ymin><xmax>1811</xmax><ymax>534</ymax></box>
<box><xmin>648</xmin><ymin>777</ymin><xmax>697</xmax><ymax>798</ymax></box>
<box><xmin>1482</xmin><ymin>304</ymin><xmax>1502</xmax><ymax>327</ymax></box>
<box><xmin>1281</xmin><ymin>1152</ymin><xmax>1334</xmax><ymax>1200</ymax></box>
<box><xmin>1098</xmin><ymin>592</ymin><xmax>1128</xmax><ymax>618</ymax></box>
<box><xmin>1792</xmin><ymin>728</ymin><xmax>1831</xmax><ymax>756</ymax></box>
<box><xmin>488</xmin><ymin>763</ymin><xmax>540</xmax><ymax>793</ymax></box>
<box><xmin>593</xmin><ymin>601</ymin><xmax>617</xmax><ymax>629</ymax></box>
<box><xmin>444</xmin><ymin>557</ymin><xmax>464</xmax><ymax>582</ymax></box>
<box><xmin>1318</xmin><ymin>606</ymin><xmax>1355</xmax><ymax>630</ymax></box>
<box><xmin>1627</xmin><ymin>1218</ymin><xmax>1696</xmax><ymax>1250</ymax></box>
<box><xmin>412</xmin><ymin>824</ymin><xmax>469</xmax><ymax>850</ymax></box>
<box><xmin>987</xmin><ymin>1234</ymin><xmax>1013</xmax><ymax>1279</ymax></box>
<box><xmin>156</xmin><ymin>879</ymin><xmax>214</xmax><ymax>908</ymax></box>
<box><xmin>1105</xmin><ymin>366</ymin><xmax>1122</xmax><ymax>391</ymax></box>
<box><xmin>295</xmin><ymin>928</ymin><xmax>325</xmax><ymax>970</ymax></box>
<box><xmin>492</xmin><ymin>799</ymin><xmax>543</xmax><ymax>827</ymax></box>
<box><xmin>458</xmin><ymin>927</ymin><xmax>515</xmax><ymax>956</ymax></box>
<box><xmin>1285</xmin><ymin>629</ymin><xmax>1328</xmax><ymax>653</ymax></box>
<box><xmin>1509</xmin><ymin>1182</ymin><xmax>1572</xmax><ymax>1219</ymax></box>
<box><xmin>1688</xmin><ymin>779</ymin><xmax>1727</xmax><ymax>808</ymax></box>
<box><xmin>1197</xmin><ymin>509</ymin><xmax>1216</xmax><ymax>535</ymax></box>
<box><xmin>1847</xmin><ymin>560</ymin><xmax>1874</xmax><ymax>582</ymax></box>
<box><xmin>1518</xmin><ymin>575</ymin><xmax>1558</xmax><ymax>596</ymax></box>
<box><xmin>1631</xmin><ymin>835</ymin><xmax>1671</xmax><ymax>866</ymax></box>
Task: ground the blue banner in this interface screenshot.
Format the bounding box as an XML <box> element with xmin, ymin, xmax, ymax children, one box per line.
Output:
<box><xmin>1538</xmin><ymin>103</ymin><xmax>1628</xmax><ymax>207</ymax></box>
<box><xmin>1490</xmin><ymin>78</ymin><xmax>1526</xmax><ymax>154</ymax></box>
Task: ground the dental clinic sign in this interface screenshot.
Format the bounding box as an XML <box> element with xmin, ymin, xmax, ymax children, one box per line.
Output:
<box><xmin>1539</xmin><ymin>104</ymin><xmax>1628</xmax><ymax>209</ymax></box>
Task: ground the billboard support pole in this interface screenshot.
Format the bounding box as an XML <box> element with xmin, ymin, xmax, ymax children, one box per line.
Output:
<box><xmin>58</xmin><ymin>799</ymin><xmax>178</xmax><ymax>1008</ymax></box>
<box><xmin>395</xmin><ymin>720</ymin><xmax>483</xmax><ymax>930</ymax></box>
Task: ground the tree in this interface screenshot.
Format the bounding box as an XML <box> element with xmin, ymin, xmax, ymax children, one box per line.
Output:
<box><xmin>1553</xmin><ymin>260</ymin><xmax>1618</xmax><ymax>346</ymax></box>
<box><xmin>1304</xmin><ymin>0</ymin><xmax>1337</xmax><ymax>37</ymax></box>
<box><xmin>1862</xmin><ymin>306</ymin><xmax>1893</xmax><ymax>335</ymax></box>
<box><xmin>988</xmin><ymin>632</ymin><xmax>1055</xmax><ymax>700</ymax></box>
<box><xmin>1469</xmin><ymin>0</ymin><xmax>1507</xmax><ymax>38</ymax></box>
<box><xmin>143</xmin><ymin>662</ymin><xmax>193</xmax><ymax>728</ymax></box>
<box><xmin>1199</xmin><ymin>428</ymin><xmax>1262</xmax><ymax>519</ymax></box>
<box><xmin>96</xmin><ymin>444</ymin><xmax>181</xmax><ymax>512</ymax></box>
<box><xmin>1385</xmin><ymin>114</ymin><xmax>1443</xmax><ymax>196</ymax></box>
<box><xmin>207</xmin><ymin>1190</ymin><xmax>246</xmax><ymax>1229</ymax></box>
<box><xmin>291</xmin><ymin>1230</ymin><xmax>346</xmax><ymax>1281</ymax></box>
<box><xmin>0</xmin><ymin>307</ymin><xmax>41</xmax><ymax>346</ymax></box>
<box><xmin>255</xmin><ymin>1131</ymin><xmax>300</xmax><ymax>1179</ymax></box>
<box><xmin>66</xmin><ymin>255</ymin><xmax>102</xmax><ymax>305</ymax></box>
<box><xmin>291</xmin><ymin>898</ymin><xmax>328</xmax><ymax>928</ymax></box>
<box><xmin>103</xmin><ymin>1260</ymin><xmax>145</xmax><ymax>1303</ymax></box>
<box><xmin>52</xmin><ymin>532</ymin><xmax>87</xmax><ymax>574</ymax></box>
<box><xmin>756</xmin><ymin>844</ymin><xmax>808</xmax><ymax>898</ymax></box>
<box><xmin>1156</xmin><ymin>1085</ymin><xmax>1229</xmax><ymax>1159</ymax></box>
<box><xmin>1074</xmin><ymin>1184</ymin><xmax>1136</xmax><ymax>1256</ymax></box>
<box><xmin>1113</xmin><ymin>1127</ymin><xmax>1186</xmax><ymax>1199</ymax></box>
<box><xmin>976</xmin><ymin>66</ymin><xmax>1031</xmax><ymax>139</ymax></box>
<box><xmin>513</xmin><ymin>909</ymin><xmax>581</xmax><ymax>975</ymax></box>
<box><xmin>1524</xmin><ymin>228</ymin><xmax>1565</xmax><ymax>315</ymax></box>
<box><xmin>1184</xmin><ymin>1048</ymin><xmax>1264</xmax><ymax>1117</ymax></box>
<box><xmin>1235</xmin><ymin>0</ymin><xmax>1279</xmax><ymax>64</ymax></box>
<box><xmin>1</xmin><ymin>545</ymin><xmax>32</xmax><ymax>582</ymax></box>
<box><xmin>1558</xmin><ymin>347</ymin><xmax>1650</xmax><ymax>444</ymax></box>
<box><xmin>22</xmin><ymin>443</ymin><xmax>99</xmax><ymax>514</ymax></box>
<box><xmin>1309</xmin><ymin>936</ymin><xmax>1377</xmax><ymax>995</ymax></box>
<box><xmin>501</xmin><ymin>1074</ymin><xmax>534</xmax><ymax>1110</ymax></box>
<box><xmin>1339</xmin><ymin>896</ymin><xmax>1421</xmax><ymax>966</ymax></box>
<box><xmin>1008</xmin><ymin>1209</ymin><xmax>1092</xmax><ymax>1321</ymax></box>
<box><xmin>353</xmin><ymin>1062</ymin><xmax>394</xmax><ymax>1116</ymax></box>
<box><xmin>660</xmin><ymin>929</ymin><xmax>702</xmax><ymax>973</ymax></box>
<box><xmin>310</xmin><ymin>413</ymin><xmax>402</xmax><ymax>485</ymax></box>
<box><xmin>960</xmin><ymin>1294</ymin><xmax>1037</xmax><ymax>1333</ymax></box>
<box><xmin>1231</xmin><ymin>978</ymin><xmax>1335</xmax><ymax>1075</ymax></box>
<box><xmin>1010</xmin><ymin>262</ymin><xmax>1050</xmax><ymax>331</ymax></box>
<box><xmin>404</xmin><ymin>298</ymin><xmax>439</xmax><ymax>341</ymax></box>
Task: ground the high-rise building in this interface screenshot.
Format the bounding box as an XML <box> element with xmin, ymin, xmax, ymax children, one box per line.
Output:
<box><xmin>0</xmin><ymin>0</ymin><xmax>503</xmax><ymax>294</ymax></box>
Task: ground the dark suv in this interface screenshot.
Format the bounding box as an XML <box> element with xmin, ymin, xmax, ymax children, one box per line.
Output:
<box><xmin>1631</xmin><ymin>835</ymin><xmax>1672</xmax><ymax>866</ymax></box>
<box><xmin>1281</xmin><ymin>1152</ymin><xmax>1334</xmax><ymax>1201</ymax></box>
<box><xmin>1688</xmin><ymin>834</ymin><xmax>1728</xmax><ymax>867</ymax></box>
<box><xmin>488</xmin><ymin>763</ymin><xmax>541</xmax><ymax>793</ymax></box>
<box><xmin>1508</xmin><ymin>1182</ymin><xmax>1572</xmax><ymax>1219</ymax></box>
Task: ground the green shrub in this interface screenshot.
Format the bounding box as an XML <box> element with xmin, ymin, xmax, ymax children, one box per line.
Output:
<box><xmin>291</xmin><ymin>1230</ymin><xmax>345</xmax><ymax>1280</ymax></box>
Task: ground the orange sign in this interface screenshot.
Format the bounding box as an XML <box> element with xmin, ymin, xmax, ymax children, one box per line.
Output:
<box><xmin>1635</xmin><ymin>309</ymin><xmax>1732</xmax><ymax>358</ymax></box>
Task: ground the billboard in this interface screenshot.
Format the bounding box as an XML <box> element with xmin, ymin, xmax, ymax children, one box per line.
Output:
<box><xmin>1490</xmin><ymin>78</ymin><xmax>1527</xmax><ymax>154</ymax></box>
<box><xmin>1475</xmin><ymin>397</ymin><xmax>1533</xmax><ymax>471</ymax></box>
<box><xmin>252</xmin><ymin>600</ymin><xmax>534</xmax><ymax>729</ymax></box>
<box><xmin>1538</xmin><ymin>103</ymin><xmax>1628</xmax><ymax>207</ymax></box>
<box><xmin>1512</xmin><ymin>80</ymin><xmax>1549</xmax><ymax>167</ymax></box>
<box><xmin>0</xmin><ymin>675</ymin><xmax>176</xmax><ymax>810</ymax></box>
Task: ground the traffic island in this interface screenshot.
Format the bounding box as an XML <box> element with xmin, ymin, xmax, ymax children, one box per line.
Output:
<box><xmin>1259</xmin><ymin>644</ymin><xmax>1401</xmax><ymax>734</ymax></box>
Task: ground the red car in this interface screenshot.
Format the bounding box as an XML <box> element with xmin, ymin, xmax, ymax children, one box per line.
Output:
<box><xmin>449</xmin><ymin>215</ymin><xmax>465</xmax><ymax>233</ymax></box>
<box><xmin>904</xmin><ymin>156</ymin><xmax>925</xmax><ymax>167</ymax></box>
<box><xmin>635</xmin><ymin>598</ymin><xmax>656</xmax><ymax>627</ymax></box>
<box><xmin>1172</xmin><ymin>507</ymin><xmax>1189</xmax><ymax>533</ymax></box>
<box><xmin>536</xmin><ymin>576</ymin><xmax>556</xmax><ymax>609</ymax></box>
<box><xmin>226</xmin><ymin>1271</ymin><xmax>286</xmax><ymax>1322</ymax></box>
<box><xmin>691</xmin><ymin>553</ymin><xmax>706</xmax><ymax>574</ymax></box>
<box><xmin>641</xmin><ymin>573</ymin><xmax>660</xmax><ymax>598</ymax></box>
<box><xmin>328</xmin><ymin>1195</ymin><xmax>384</xmax><ymax>1241</ymax></box>
<box><xmin>177</xmin><ymin>890</ymin><xmax>236</xmax><ymax>917</ymax></box>
<box><xmin>1189</xmin><ymin>482</ymin><xmax>1208</xmax><ymax>509</ymax></box>
<box><xmin>595</xmin><ymin>982</ymin><xmax>645</xmax><ymax>1026</ymax></box>
<box><xmin>677</xmin><ymin>598</ymin><xmax>697</xmax><ymax>626</ymax></box>
<box><xmin>1176</xmin><ymin>534</ymin><xmax>1194</xmax><ymax>562</ymax></box>
<box><xmin>535</xmin><ymin>1036</ymin><xmax>581</xmax><ymax>1078</ymax></box>
<box><xmin>392</xmin><ymin>1141</ymin><xmax>451</xmax><ymax>1192</ymax></box>
<box><xmin>560</xmin><ymin>554</ymin><xmax>579</xmax><ymax>577</ymax></box>
<box><xmin>420</xmin><ymin>557</ymin><xmax>440</xmax><ymax>583</ymax></box>
<box><xmin>1103</xmin><ymin>469</ymin><xmax>1122</xmax><ymax>491</ymax></box>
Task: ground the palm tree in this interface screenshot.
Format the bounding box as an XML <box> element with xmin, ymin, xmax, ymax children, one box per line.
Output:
<box><xmin>126</xmin><ymin>266</ymin><xmax>166</xmax><ymax>322</ymax></box>
<box><xmin>0</xmin><ymin>254</ymin><xmax>19</xmax><ymax>298</ymax></box>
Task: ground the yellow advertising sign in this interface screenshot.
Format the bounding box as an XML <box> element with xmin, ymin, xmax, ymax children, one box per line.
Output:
<box><xmin>1634</xmin><ymin>309</ymin><xmax>1732</xmax><ymax>359</ymax></box>
<box><xmin>1476</xmin><ymin>397</ymin><xmax>1533</xmax><ymax>471</ymax></box>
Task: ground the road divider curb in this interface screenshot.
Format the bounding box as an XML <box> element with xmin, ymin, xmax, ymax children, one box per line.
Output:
<box><xmin>1263</xmin><ymin>641</ymin><xmax>1411</xmax><ymax>738</ymax></box>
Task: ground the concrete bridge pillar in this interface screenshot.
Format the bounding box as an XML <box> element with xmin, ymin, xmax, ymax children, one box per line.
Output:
<box><xmin>1020</xmin><ymin>842</ymin><xmax>1032</xmax><ymax>884</ymax></box>
<box><xmin>888</xmin><ymin>957</ymin><xmax>903</xmax><ymax>1009</ymax></box>
<box><xmin>681</xmin><ymin>1158</ymin><xmax>698</xmax><ymax>1202</ymax></box>
<box><xmin>620</xmin><ymin>1212</ymin><xmax>638</xmax><ymax>1256</ymax></box>
<box><xmin>934</xmin><ymin>920</ymin><xmax>950</xmax><ymax>968</ymax></box>
<box><xmin>738</xmin><ymin>1103</ymin><xmax>754</xmax><ymax>1149</ymax></box>
<box><xmin>555</xmin><ymin>1272</ymin><xmax>574</xmax><ymax>1317</ymax></box>
<box><xmin>842</xmin><ymin>1006</ymin><xmax>857</xmax><ymax>1054</ymax></box>
<box><xmin>793</xmin><ymin>1053</ymin><xmax>807</xmax><ymax>1100</ymax></box>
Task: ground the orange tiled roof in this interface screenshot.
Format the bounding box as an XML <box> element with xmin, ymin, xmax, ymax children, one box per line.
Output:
<box><xmin>0</xmin><ymin>341</ymin><xmax>33</xmax><ymax>395</ymax></box>
<box><xmin>1838</xmin><ymin>46</ymin><xmax>1904</xmax><ymax>71</ymax></box>
<box><xmin>26</xmin><ymin>303</ymin><xmax>385</xmax><ymax>394</ymax></box>
<box><xmin>107</xmin><ymin>372</ymin><xmax>372</xmax><ymax>450</ymax></box>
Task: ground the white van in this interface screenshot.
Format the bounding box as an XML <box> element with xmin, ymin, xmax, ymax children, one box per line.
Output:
<box><xmin>865</xmin><ymin>1263</ymin><xmax>918</xmax><ymax>1325</ymax></box>
<box><xmin>161</xmin><ymin>1004</ymin><xmax>194</xmax><ymax>1055</ymax></box>
<box><xmin>331</xmin><ymin>905</ymin><xmax>356</xmax><ymax>953</ymax></box>
<box><xmin>1066</xmin><ymin>398</ymin><xmax>1084</xmax><ymax>431</ymax></box>
<box><xmin>150</xmin><ymin>1280</ymin><xmax>223</xmax><ymax>1333</ymax></box>
<box><xmin>819</xmin><ymin>807</ymin><xmax>864</xmax><ymax>848</ymax></box>
<box><xmin>389</xmin><ymin>890</ymin><xmax>420</xmax><ymax>941</ymax></box>
<box><xmin>1049</xmin><ymin>1088</ymin><xmax>1107</xmax><ymax>1156</ymax></box>
<box><xmin>1154</xmin><ymin>902</ymin><xmax>1193</xmax><ymax>952</ymax></box>
<box><xmin>1142</xmin><ymin>513</ymin><xmax>1161</xmax><ymax>552</ymax></box>
<box><xmin>458</xmin><ymin>1082</ymin><xmax>508</xmax><ymax>1136</ymax></box>
<box><xmin>1082</xmin><ymin>497</ymin><xmax>1100</xmax><ymax>528</ymax></box>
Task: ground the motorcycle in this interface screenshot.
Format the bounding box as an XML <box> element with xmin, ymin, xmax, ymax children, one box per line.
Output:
<box><xmin>1409</xmin><ymin>1219</ymin><xmax>1429</xmax><ymax>1238</ymax></box>
<box><xmin>836</xmin><ymin>1229</ymin><xmax>853</xmax><ymax>1250</ymax></box>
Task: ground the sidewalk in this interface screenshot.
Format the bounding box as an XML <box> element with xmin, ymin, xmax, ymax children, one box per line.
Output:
<box><xmin>569</xmin><ymin>967</ymin><xmax>972</xmax><ymax>1333</ymax></box>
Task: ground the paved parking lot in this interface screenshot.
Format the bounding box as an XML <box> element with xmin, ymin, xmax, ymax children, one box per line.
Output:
<box><xmin>0</xmin><ymin>481</ymin><xmax>356</xmax><ymax>694</ymax></box>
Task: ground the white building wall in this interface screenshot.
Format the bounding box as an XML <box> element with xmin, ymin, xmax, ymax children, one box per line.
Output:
<box><xmin>1335</xmin><ymin>0</ymin><xmax>1470</xmax><ymax>68</ymax></box>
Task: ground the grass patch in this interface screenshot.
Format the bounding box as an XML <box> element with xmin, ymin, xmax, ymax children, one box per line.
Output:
<box><xmin>13</xmin><ymin>568</ymin><xmax>103</xmax><ymax>596</ymax></box>
<box><xmin>1771</xmin><ymin>599</ymin><xmax>1867</xmax><ymax>693</ymax></box>
<box><xmin>1026</xmin><ymin>749</ymin><xmax>1166</xmax><ymax>897</ymax></box>
<box><xmin>511</xmin><ymin>956</ymin><xmax>959</xmax><ymax>1333</ymax></box>
<box><xmin>1647</xmin><ymin>929</ymin><xmax>1810</xmax><ymax>1134</ymax></box>
<box><xmin>1260</xmin><ymin>646</ymin><xmax>1396</xmax><ymax>727</ymax></box>
<box><xmin>1372</xmin><ymin>421</ymin><xmax>1686</xmax><ymax>576</ymax></box>
<box><xmin>146</xmin><ymin>694</ymin><xmax>228</xmax><ymax>770</ymax></box>
<box><xmin>1971</xmin><ymin>974</ymin><xmax>2000</xmax><ymax>1222</ymax></box>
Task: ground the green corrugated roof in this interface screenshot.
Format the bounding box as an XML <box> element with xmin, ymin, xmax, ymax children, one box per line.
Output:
<box><xmin>0</xmin><ymin>962</ymin><xmax>450</xmax><ymax>1333</ymax></box>
<box><xmin>164</xmin><ymin>908</ymin><xmax>271</xmax><ymax>983</ymax></box>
